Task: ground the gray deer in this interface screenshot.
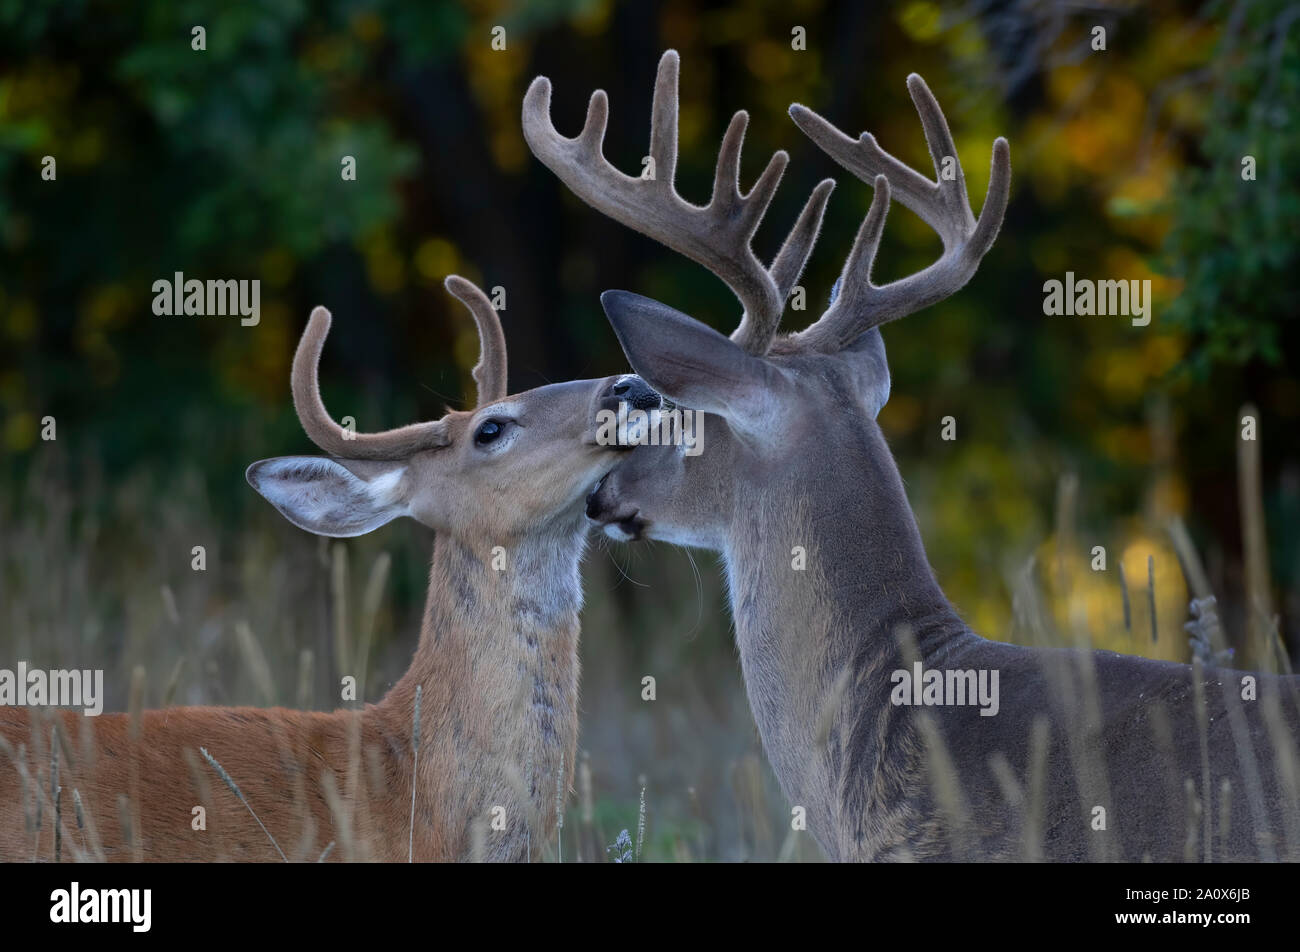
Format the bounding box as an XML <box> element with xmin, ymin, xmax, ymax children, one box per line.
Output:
<box><xmin>524</xmin><ymin>50</ymin><xmax>1300</xmax><ymax>861</ymax></box>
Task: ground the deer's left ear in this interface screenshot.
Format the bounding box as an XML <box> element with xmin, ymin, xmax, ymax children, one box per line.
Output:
<box><xmin>600</xmin><ymin>290</ymin><xmax>787</xmax><ymax>435</ymax></box>
<box><xmin>842</xmin><ymin>327</ymin><xmax>891</xmax><ymax>418</ymax></box>
<box><xmin>246</xmin><ymin>457</ymin><xmax>411</xmax><ymax>537</ymax></box>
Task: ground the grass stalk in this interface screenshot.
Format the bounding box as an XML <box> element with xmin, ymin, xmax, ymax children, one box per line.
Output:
<box><xmin>200</xmin><ymin>746</ymin><xmax>287</xmax><ymax>861</ymax></box>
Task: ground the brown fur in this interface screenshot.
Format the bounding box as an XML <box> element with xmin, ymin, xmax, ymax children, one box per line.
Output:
<box><xmin>0</xmin><ymin>523</ymin><xmax>585</xmax><ymax>862</ymax></box>
<box><xmin>1</xmin><ymin>286</ymin><xmax>627</xmax><ymax>862</ymax></box>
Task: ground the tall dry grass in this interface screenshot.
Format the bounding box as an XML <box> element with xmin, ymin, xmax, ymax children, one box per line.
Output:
<box><xmin>0</xmin><ymin>400</ymin><xmax>1293</xmax><ymax>861</ymax></box>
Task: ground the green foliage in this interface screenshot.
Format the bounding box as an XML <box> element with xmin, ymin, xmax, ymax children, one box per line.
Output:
<box><xmin>1</xmin><ymin>1</ymin><xmax>1297</xmax><ymax>849</ymax></box>
<box><xmin>1159</xmin><ymin>0</ymin><xmax>1300</xmax><ymax>374</ymax></box>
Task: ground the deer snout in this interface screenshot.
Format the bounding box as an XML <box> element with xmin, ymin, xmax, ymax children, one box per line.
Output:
<box><xmin>606</xmin><ymin>374</ymin><xmax>661</xmax><ymax>412</ymax></box>
<box><xmin>586</xmin><ymin>375</ymin><xmax>663</xmax><ymax>452</ymax></box>
<box><xmin>585</xmin><ymin>472</ymin><xmax>646</xmax><ymax>540</ymax></box>
<box><xmin>590</xmin><ymin>375</ymin><xmax>663</xmax><ymax>451</ymax></box>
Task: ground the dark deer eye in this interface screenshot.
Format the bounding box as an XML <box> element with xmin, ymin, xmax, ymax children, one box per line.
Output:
<box><xmin>474</xmin><ymin>419</ymin><xmax>505</xmax><ymax>445</ymax></box>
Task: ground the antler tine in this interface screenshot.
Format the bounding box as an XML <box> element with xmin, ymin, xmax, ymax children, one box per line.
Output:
<box><xmin>648</xmin><ymin>49</ymin><xmax>679</xmax><ymax>192</ymax></box>
<box><xmin>291</xmin><ymin>307</ymin><xmax>450</xmax><ymax>459</ymax></box>
<box><xmin>771</xmin><ymin>177</ymin><xmax>837</xmax><ymax>302</ymax></box>
<box><xmin>790</xmin><ymin>74</ymin><xmax>1011</xmax><ymax>351</ymax></box>
<box><xmin>444</xmin><ymin>275</ymin><xmax>508</xmax><ymax>407</ymax></box>
<box><xmin>523</xmin><ymin>49</ymin><xmax>833</xmax><ymax>356</ymax></box>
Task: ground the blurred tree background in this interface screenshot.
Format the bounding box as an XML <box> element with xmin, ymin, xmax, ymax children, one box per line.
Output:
<box><xmin>1</xmin><ymin>0</ymin><xmax>1297</xmax><ymax>859</ymax></box>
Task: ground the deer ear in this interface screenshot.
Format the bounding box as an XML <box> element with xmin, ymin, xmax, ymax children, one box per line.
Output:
<box><xmin>246</xmin><ymin>457</ymin><xmax>411</xmax><ymax>538</ymax></box>
<box><xmin>843</xmin><ymin>327</ymin><xmax>891</xmax><ymax>418</ymax></box>
<box><xmin>600</xmin><ymin>290</ymin><xmax>782</xmax><ymax>428</ymax></box>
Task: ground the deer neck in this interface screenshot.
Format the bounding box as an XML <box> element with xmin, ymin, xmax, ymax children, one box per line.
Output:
<box><xmin>379</xmin><ymin>516</ymin><xmax>586</xmax><ymax>860</ymax></box>
<box><xmin>723</xmin><ymin>422</ymin><xmax>970</xmax><ymax>842</ymax></box>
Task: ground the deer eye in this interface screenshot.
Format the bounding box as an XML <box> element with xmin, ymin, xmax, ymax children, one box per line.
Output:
<box><xmin>474</xmin><ymin>419</ymin><xmax>506</xmax><ymax>445</ymax></box>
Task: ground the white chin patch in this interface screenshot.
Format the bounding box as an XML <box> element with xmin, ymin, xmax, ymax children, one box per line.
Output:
<box><xmin>603</xmin><ymin>523</ymin><xmax>636</xmax><ymax>542</ymax></box>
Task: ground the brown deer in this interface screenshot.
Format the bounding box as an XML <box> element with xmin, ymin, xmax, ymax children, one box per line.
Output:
<box><xmin>0</xmin><ymin>275</ymin><xmax>655</xmax><ymax>862</ymax></box>
<box><xmin>525</xmin><ymin>50</ymin><xmax>1300</xmax><ymax>861</ymax></box>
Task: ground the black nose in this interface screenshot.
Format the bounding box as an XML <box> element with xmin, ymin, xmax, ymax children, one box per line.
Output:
<box><xmin>610</xmin><ymin>375</ymin><xmax>661</xmax><ymax>411</ymax></box>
